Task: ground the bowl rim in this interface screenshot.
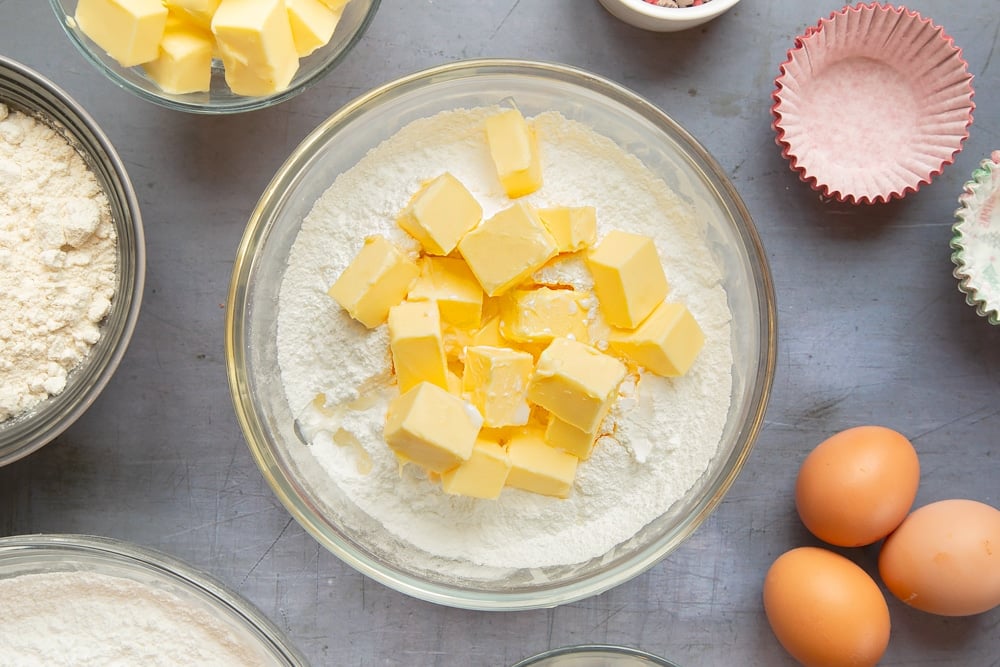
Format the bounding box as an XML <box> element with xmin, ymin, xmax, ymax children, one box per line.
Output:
<box><xmin>47</xmin><ymin>0</ymin><xmax>382</xmax><ymax>114</ymax></box>
<box><xmin>511</xmin><ymin>644</ymin><xmax>681</xmax><ymax>667</ymax></box>
<box><xmin>0</xmin><ymin>55</ymin><xmax>145</xmax><ymax>467</ymax></box>
<box><xmin>225</xmin><ymin>57</ymin><xmax>776</xmax><ymax>610</ymax></box>
<box><xmin>602</xmin><ymin>0</ymin><xmax>742</xmax><ymax>21</ymax></box>
<box><xmin>0</xmin><ymin>533</ymin><xmax>307</xmax><ymax>665</ymax></box>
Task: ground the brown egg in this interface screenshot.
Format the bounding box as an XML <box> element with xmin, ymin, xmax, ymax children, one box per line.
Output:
<box><xmin>796</xmin><ymin>426</ymin><xmax>920</xmax><ymax>547</ymax></box>
<box><xmin>764</xmin><ymin>547</ymin><xmax>891</xmax><ymax>667</ymax></box>
<box><xmin>878</xmin><ymin>499</ymin><xmax>1000</xmax><ymax>616</ymax></box>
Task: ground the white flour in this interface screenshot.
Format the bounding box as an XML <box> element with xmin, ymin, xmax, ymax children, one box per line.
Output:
<box><xmin>0</xmin><ymin>571</ymin><xmax>270</xmax><ymax>665</ymax></box>
<box><xmin>0</xmin><ymin>103</ymin><xmax>117</xmax><ymax>422</ymax></box>
<box><xmin>277</xmin><ymin>108</ymin><xmax>733</xmax><ymax>576</ymax></box>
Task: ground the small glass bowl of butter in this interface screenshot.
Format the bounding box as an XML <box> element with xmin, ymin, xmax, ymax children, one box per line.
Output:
<box><xmin>49</xmin><ymin>0</ymin><xmax>380</xmax><ymax>114</ymax></box>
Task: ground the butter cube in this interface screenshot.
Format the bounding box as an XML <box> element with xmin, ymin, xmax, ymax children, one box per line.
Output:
<box><xmin>537</xmin><ymin>207</ymin><xmax>597</xmax><ymax>253</ymax></box>
<box><xmin>384</xmin><ymin>382</ymin><xmax>482</xmax><ymax>473</ymax></box>
<box><xmin>317</xmin><ymin>0</ymin><xmax>350</xmax><ymax>9</ymax></box>
<box><xmin>545</xmin><ymin>414</ymin><xmax>598</xmax><ymax>460</ymax></box>
<box><xmin>587</xmin><ymin>230</ymin><xmax>669</xmax><ymax>329</ymax></box>
<box><xmin>407</xmin><ymin>256</ymin><xmax>484</xmax><ymax>328</ymax></box>
<box><xmin>527</xmin><ymin>337</ymin><xmax>626</xmax><ymax>433</ymax></box>
<box><xmin>500</xmin><ymin>287</ymin><xmax>591</xmax><ymax>346</ymax></box>
<box><xmin>388</xmin><ymin>300</ymin><xmax>449</xmax><ymax>393</ymax></box>
<box><xmin>506</xmin><ymin>430</ymin><xmax>578</xmax><ymax>498</ymax></box>
<box><xmin>75</xmin><ymin>0</ymin><xmax>168</xmax><ymax>67</ymax></box>
<box><xmin>485</xmin><ymin>108</ymin><xmax>542</xmax><ymax>198</ymax></box>
<box><xmin>398</xmin><ymin>173</ymin><xmax>483</xmax><ymax>256</ymax></box>
<box><xmin>463</xmin><ymin>346</ymin><xmax>534</xmax><ymax>428</ymax></box>
<box><xmin>471</xmin><ymin>314</ymin><xmax>504</xmax><ymax>347</ymax></box>
<box><xmin>441</xmin><ymin>437</ymin><xmax>512</xmax><ymax>499</ymax></box>
<box><xmin>458</xmin><ymin>202</ymin><xmax>557</xmax><ymax>297</ymax></box>
<box><xmin>142</xmin><ymin>16</ymin><xmax>214</xmax><ymax>94</ymax></box>
<box><xmin>163</xmin><ymin>0</ymin><xmax>221</xmax><ymax>29</ymax></box>
<box><xmin>608</xmin><ymin>301</ymin><xmax>705</xmax><ymax>376</ymax></box>
<box><xmin>211</xmin><ymin>0</ymin><xmax>300</xmax><ymax>96</ymax></box>
<box><xmin>286</xmin><ymin>0</ymin><xmax>342</xmax><ymax>57</ymax></box>
<box><xmin>328</xmin><ymin>235</ymin><xmax>419</xmax><ymax>328</ymax></box>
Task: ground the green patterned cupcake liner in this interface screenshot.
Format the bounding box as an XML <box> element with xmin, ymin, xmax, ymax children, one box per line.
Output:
<box><xmin>951</xmin><ymin>150</ymin><xmax>1000</xmax><ymax>324</ymax></box>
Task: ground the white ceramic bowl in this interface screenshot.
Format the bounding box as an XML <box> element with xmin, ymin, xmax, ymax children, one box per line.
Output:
<box><xmin>597</xmin><ymin>0</ymin><xmax>741</xmax><ymax>32</ymax></box>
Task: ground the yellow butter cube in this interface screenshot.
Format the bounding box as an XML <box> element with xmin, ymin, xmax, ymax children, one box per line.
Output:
<box><xmin>142</xmin><ymin>16</ymin><xmax>214</xmax><ymax>94</ymax></box>
<box><xmin>527</xmin><ymin>337</ymin><xmax>626</xmax><ymax>433</ymax></box>
<box><xmin>388</xmin><ymin>300</ymin><xmax>448</xmax><ymax>393</ymax></box>
<box><xmin>471</xmin><ymin>314</ymin><xmax>504</xmax><ymax>347</ymax></box>
<box><xmin>463</xmin><ymin>346</ymin><xmax>534</xmax><ymax>428</ymax></box>
<box><xmin>211</xmin><ymin>0</ymin><xmax>299</xmax><ymax>96</ymax></box>
<box><xmin>608</xmin><ymin>301</ymin><xmax>705</xmax><ymax>377</ymax></box>
<box><xmin>441</xmin><ymin>437</ymin><xmax>512</xmax><ymax>499</ymax></box>
<box><xmin>500</xmin><ymin>287</ymin><xmax>591</xmax><ymax>346</ymax></box>
<box><xmin>445</xmin><ymin>368</ymin><xmax>464</xmax><ymax>396</ymax></box>
<box><xmin>544</xmin><ymin>414</ymin><xmax>599</xmax><ymax>460</ymax></box>
<box><xmin>317</xmin><ymin>0</ymin><xmax>350</xmax><ymax>9</ymax></box>
<box><xmin>285</xmin><ymin>0</ymin><xmax>342</xmax><ymax>57</ymax></box>
<box><xmin>537</xmin><ymin>207</ymin><xmax>597</xmax><ymax>253</ymax></box>
<box><xmin>506</xmin><ymin>430</ymin><xmax>578</xmax><ymax>498</ymax></box>
<box><xmin>163</xmin><ymin>0</ymin><xmax>221</xmax><ymax>29</ymax></box>
<box><xmin>407</xmin><ymin>256</ymin><xmax>484</xmax><ymax>328</ymax></box>
<box><xmin>384</xmin><ymin>382</ymin><xmax>482</xmax><ymax>473</ymax></box>
<box><xmin>587</xmin><ymin>230</ymin><xmax>669</xmax><ymax>329</ymax></box>
<box><xmin>75</xmin><ymin>0</ymin><xmax>168</xmax><ymax>67</ymax></box>
<box><xmin>398</xmin><ymin>173</ymin><xmax>483</xmax><ymax>256</ymax></box>
<box><xmin>328</xmin><ymin>235</ymin><xmax>419</xmax><ymax>328</ymax></box>
<box><xmin>458</xmin><ymin>202</ymin><xmax>557</xmax><ymax>297</ymax></box>
<box><xmin>485</xmin><ymin>108</ymin><xmax>542</xmax><ymax>198</ymax></box>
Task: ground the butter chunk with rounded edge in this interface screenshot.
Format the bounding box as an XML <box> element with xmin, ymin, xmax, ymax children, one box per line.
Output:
<box><xmin>527</xmin><ymin>337</ymin><xmax>626</xmax><ymax>433</ymax></box>
<box><xmin>286</xmin><ymin>0</ymin><xmax>342</xmax><ymax>57</ymax></box>
<box><xmin>211</xmin><ymin>0</ymin><xmax>299</xmax><ymax>96</ymax></box>
<box><xmin>463</xmin><ymin>345</ymin><xmax>534</xmax><ymax>428</ymax></box>
<box><xmin>586</xmin><ymin>230</ymin><xmax>668</xmax><ymax>329</ymax></box>
<box><xmin>458</xmin><ymin>202</ymin><xmax>557</xmax><ymax>297</ymax></box>
<box><xmin>608</xmin><ymin>301</ymin><xmax>704</xmax><ymax>377</ymax></box>
<box><xmin>407</xmin><ymin>256</ymin><xmax>483</xmax><ymax>328</ymax></box>
<box><xmin>505</xmin><ymin>430</ymin><xmax>578</xmax><ymax>498</ymax></box>
<box><xmin>328</xmin><ymin>235</ymin><xmax>419</xmax><ymax>328</ymax></box>
<box><xmin>75</xmin><ymin>0</ymin><xmax>168</xmax><ymax>67</ymax></box>
<box><xmin>500</xmin><ymin>287</ymin><xmax>591</xmax><ymax>346</ymax></box>
<box><xmin>441</xmin><ymin>437</ymin><xmax>511</xmax><ymax>499</ymax></box>
<box><xmin>545</xmin><ymin>414</ymin><xmax>599</xmax><ymax>460</ymax></box>
<box><xmin>384</xmin><ymin>382</ymin><xmax>482</xmax><ymax>473</ymax></box>
<box><xmin>485</xmin><ymin>108</ymin><xmax>542</xmax><ymax>198</ymax></box>
<box><xmin>142</xmin><ymin>16</ymin><xmax>214</xmax><ymax>94</ymax></box>
<box><xmin>398</xmin><ymin>173</ymin><xmax>482</xmax><ymax>256</ymax></box>
<box><xmin>388</xmin><ymin>300</ymin><xmax>448</xmax><ymax>393</ymax></box>
<box><xmin>538</xmin><ymin>207</ymin><xmax>597</xmax><ymax>253</ymax></box>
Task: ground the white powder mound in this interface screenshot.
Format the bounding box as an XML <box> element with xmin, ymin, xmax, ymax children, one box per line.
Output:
<box><xmin>0</xmin><ymin>571</ymin><xmax>271</xmax><ymax>666</ymax></box>
<box><xmin>276</xmin><ymin>108</ymin><xmax>733</xmax><ymax>575</ymax></box>
<box><xmin>0</xmin><ymin>103</ymin><xmax>117</xmax><ymax>422</ymax></box>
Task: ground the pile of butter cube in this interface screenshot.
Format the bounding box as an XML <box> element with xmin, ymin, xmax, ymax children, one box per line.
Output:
<box><xmin>329</xmin><ymin>107</ymin><xmax>706</xmax><ymax>500</ymax></box>
<box><xmin>74</xmin><ymin>0</ymin><xmax>350</xmax><ymax>96</ymax></box>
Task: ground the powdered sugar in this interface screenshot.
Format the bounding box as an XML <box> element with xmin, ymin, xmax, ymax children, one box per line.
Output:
<box><xmin>0</xmin><ymin>571</ymin><xmax>269</xmax><ymax>666</ymax></box>
<box><xmin>276</xmin><ymin>108</ymin><xmax>732</xmax><ymax>576</ymax></box>
<box><xmin>0</xmin><ymin>104</ymin><xmax>117</xmax><ymax>422</ymax></box>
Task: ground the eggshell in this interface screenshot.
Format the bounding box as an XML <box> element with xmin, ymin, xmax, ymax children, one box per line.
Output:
<box><xmin>878</xmin><ymin>499</ymin><xmax>1000</xmax><ymax>616</ymax></box>
<box><xmin>796</xmin><ymin>425</ymin><xmax>919</xmax><ymax>547</ymax></box>
<box><xmin>764</xmin><ymin>547</ymin><xmax>890</xmax><ymax>667</ymax></box>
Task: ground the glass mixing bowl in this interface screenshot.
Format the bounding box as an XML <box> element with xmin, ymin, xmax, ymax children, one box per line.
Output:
<box><xmin>0</xmin><ymin>534</ymin><xmax>306</xmax><ymax>665</ymax></box>
<box><xmin>0</xmin><ymin>56</ymin><xmax>144</xmax><ymax>467</ymax></box>
<box><xmin>49</xmin><ymin>0</ymin><xmax>380</xmax><ymax>114</ymax></box>
<box><xmin>513</xmin><ymin>645</ymin><xmax>680</xmax><ymax>667</ymax></box>
<box><xmin>226</xmin><ymin>59</ymin><xmax>776</xmax><ymax>609</ymax></box>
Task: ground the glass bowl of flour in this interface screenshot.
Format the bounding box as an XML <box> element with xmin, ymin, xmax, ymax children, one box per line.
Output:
<box><xmin>0</xmin><ymin>534</ymin><xmax>306</xmax><ymax>665</ymax></box>
<box><xmin>0</xmin><ymin>56</ymin><xmax>144</xmax><ymax>467</ymax></box>
<box><xmin>226</xmin><ymin>59</ymin><xmax>776</xmax><ymax>609</ymax></box>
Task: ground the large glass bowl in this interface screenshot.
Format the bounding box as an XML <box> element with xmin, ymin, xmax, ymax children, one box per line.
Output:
<box><xmin>49</xmin><ymin>0</ymin><xmax>380</xmax><ymax>114</ymax></box>
<box><xmin>226</xmin><ymin>59</ymin><xmax>776</xmax><ymax>609</ymax></box>
<box><xmin>0</xmin><ymin>56</ymin><xmax>144</xmax><ymax>467</ymax></box>
<box><xmin>0</xmin><ymin>534</ymin><xmax>306</xmax><ymax>665</ymax></box>
<box><xmin>513</xmin><ymin>645</ymin><xmax>680</xmax><ymax>667</ymax></box>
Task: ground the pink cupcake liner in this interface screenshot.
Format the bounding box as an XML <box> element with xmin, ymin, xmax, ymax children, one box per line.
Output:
<box><xmin>772</xmin><ymin>3</ymin><xmax>974</xmax><ymax>205</ymax></box>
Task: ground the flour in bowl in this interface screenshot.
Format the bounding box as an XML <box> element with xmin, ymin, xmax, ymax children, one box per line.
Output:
<box><xmin>277</xmin><ymin>108</ymin><xmax>733</xmax><ymax>575</ymax></box>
